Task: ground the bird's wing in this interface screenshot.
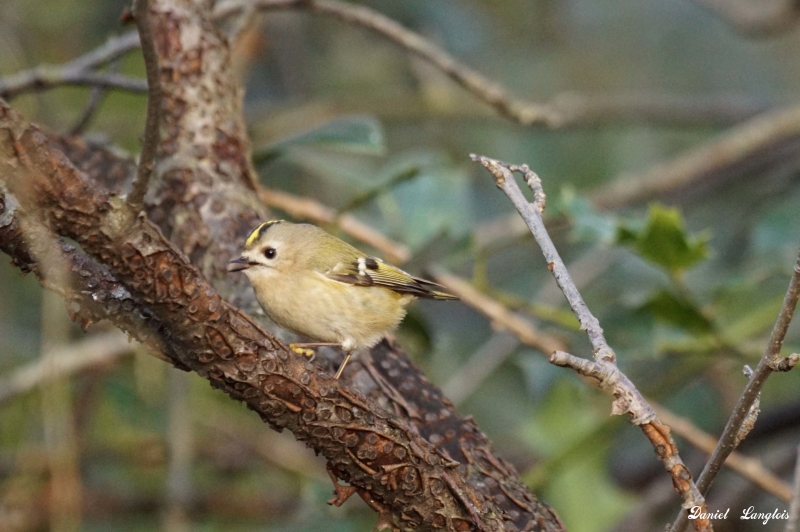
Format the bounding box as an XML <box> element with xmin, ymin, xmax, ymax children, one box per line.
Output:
<box><xmin>325</xmin><ymin>257</ymin><xmax>458</xmax><ymax>300</ymax></box>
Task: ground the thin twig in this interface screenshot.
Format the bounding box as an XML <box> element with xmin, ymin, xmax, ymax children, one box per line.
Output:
<box><xmin>671</xmin><ymin>246</ymin><xmax>800</xmax><ymax>532</ymax></box>
<box><xmin>786</xmin><ymin>445</ymin><xmax>800</xmax><ymax>532</ymax></box>
<box><xmin>0</xmin><ymin>32</ymin><xmax>143</xmax><ymax>100</ymax></box>
<box><xmin>164</xmin><ymin>369</ymin><xmax>193</xmax><ymax>532</ymax></box>
<box><xmin>472</xmin><ymin>154</ymin><xmax>713</xmax><ymax>532</ymax></box>
<box><xmin>127</xmin><ymin>0</ymin><xmax>162</xmax><ymax>214</ymax></box>
<box><xmin>259</xmin><ymin>187</ymin><xmax>410</xmax><ymax>263</ymax></box>
<box><xmin>0</xmin><ymin>331</ymin><xmax>133</xmax><ymax>405</ymax></box>
<box><xmin>592</xmin><ymin>105</ymin><xmax>800</xmax><ymax>209</ymax></box>
<box><xmin>442</xmin><ymin>332</ymin><xmax>521</xmax><ymax>406</ymax></box>
<box><xmin>0</xmin><ymin>71</ymin><xmax>147</xmax><ymax>100</ymax></box>
<box><xmin>1</xmin><ymin>1</ymin><xmax>767</xmax><ymax>128</ymax></box>
<box><xmin>39</xmin><ymin>290</ymin><xmax>83</xmax><ymax>532</ymax></box>
<box><xmin>67</xmin><ymin>59</ymin><xmax>123</xmax><ymax>136</ymax></box>
<box><xmin>653</xmin><ymin>404</ymin><xmax>792</xmax><ymax>503</ymax></box>
<box><xmin>219</xmin><ymin>0</ymin><xmax>767</xmax><ymax>129</ymax></box>
<box><xmin>430</xmin><ymin>266</ymin><xmax>565</xmax><ymax>356</ymax></box>
<box><xmin>63</xmin><ymin>32</ymin><xmax>141</xmax><ymax>72</ymax></box>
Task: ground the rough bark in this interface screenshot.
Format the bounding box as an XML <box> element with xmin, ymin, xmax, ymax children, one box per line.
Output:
<box><xmin>0</xmin><ymin>0</ymin><xmax>564</xmax><ymax>529</ymax></box>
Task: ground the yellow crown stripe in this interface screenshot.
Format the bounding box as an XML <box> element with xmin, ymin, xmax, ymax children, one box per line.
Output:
<box><xmin>245</xmin><ymin>220</ymin><xmax>284</xmax><ymax>247</ymax></box>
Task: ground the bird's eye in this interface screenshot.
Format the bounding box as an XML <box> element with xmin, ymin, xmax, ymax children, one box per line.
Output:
<box><xmin>264</xmin><ymin>247</ymin><xmax>276</xmax><ymax>259</ymax></box>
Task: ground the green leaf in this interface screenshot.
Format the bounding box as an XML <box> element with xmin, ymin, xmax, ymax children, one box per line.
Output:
<box><xmin>643</xmin><ymin>289</ymin><xmax>713</xmax><ymax>334</ymax></box>
<box><xmin>616</xmin><ymin>203</ymin><xmax>710</xmax><ymax>273</ymax></box>
<box><xmin>252</xmin><ymin>115</ymin><xmax>385</xmax><ymax>165</ymax></box>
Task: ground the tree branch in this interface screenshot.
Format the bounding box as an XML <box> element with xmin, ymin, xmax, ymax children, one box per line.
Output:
<box><xmin>231</xmin><ymin>0</ymin><xmax>767</xmax><ymax>129</ymax></box>
<box><xmin>429</xmin><ymin>267</ymin><xmax>565</xmax><ymax>356</ymax></box>
<box><xmin>653</xmin><ymin>404</ymin><xmax>792</xmax><ymax>503</ymax></box>
<box><xmin>0</xmin><ymin>331</ymin><xmax>133</xmax><ymax>406</ymax></box>
<box><xmin>592</xmin><ymin>105</ymin><xmax>800</xmax><ymax>209</ymax></box>
<box><xmin>1</xmin><ymin>1</ymin><xmax>769</xmax><ymax>128</ymax></box>
<box><xmin>0</xmin><ymin>70</ymin><xmax>147</xmax><ymax>100</ymax></box>
<box><xmin>0</xmin><ymin>0</ymin><xmax>567</xmax><ymax>527</ymax></box>
<box><xmin>0</xmin><ymin>102</ymin><xmax>513</xmax><ymax>532</ymax></box>
<box><xmin>471</xmin><ymin>154</ymin><xmax>713</xmax><ymax>531</ymax></box>
<box><xmin>671</xmin><ymin>246</ymin><xmax>800</xmax><ymax>532</ymax></box>
<box><xmin>786</xmin><ymin>446</ymin><xmax>800</xmax><ymax>532</ymax></box>
<box><xmin>127</xmin><ymin>0</ymin><xmax>163</xmax><ymax>214</ymax></box>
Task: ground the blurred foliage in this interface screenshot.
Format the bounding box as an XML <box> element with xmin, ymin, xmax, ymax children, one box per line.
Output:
<box><xmin>2</xmin><ymin>0</ymin><xmax>800</xmax><ymax>531</ymax></box>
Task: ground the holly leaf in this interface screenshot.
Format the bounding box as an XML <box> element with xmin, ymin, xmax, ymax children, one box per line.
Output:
<box><xmin>616</xmin><ymin>204</ymin><xmax>709</xmax><ymax>273</ymax></box>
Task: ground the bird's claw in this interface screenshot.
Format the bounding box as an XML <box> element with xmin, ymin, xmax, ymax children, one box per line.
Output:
<box><xmin>289</xmin><ymin>343</ymin><xmax>316</xmax><ymax>361</ymax></box>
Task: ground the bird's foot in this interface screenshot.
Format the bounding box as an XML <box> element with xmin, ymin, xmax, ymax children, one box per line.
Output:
<box><xmin>289</xmin><ymin>343</ymin><xmax>316</xmax><ymax>362</ymax></box>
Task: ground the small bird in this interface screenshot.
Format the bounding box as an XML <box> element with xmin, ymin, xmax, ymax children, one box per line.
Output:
<box><xmin>228</xmin><ymin>221</ymin><xmax>457</xmax><ymax>378</ymax></box>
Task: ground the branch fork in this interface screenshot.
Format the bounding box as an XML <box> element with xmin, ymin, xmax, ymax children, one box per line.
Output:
<box><xmin>472</xmin><ymin>154</ymin><xmax>713</xmax><ymax>531</ymax></box>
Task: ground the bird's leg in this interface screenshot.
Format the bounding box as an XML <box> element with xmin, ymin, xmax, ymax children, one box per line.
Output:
<box><xmin>334</xmin><ymin>351</ymin><xmax>353</xmax><ymax>380</ymax></box>
<box><xmin>289</xmin><ymin>342</ymin><xmax>341</xmax><ymax>362</ymax></box>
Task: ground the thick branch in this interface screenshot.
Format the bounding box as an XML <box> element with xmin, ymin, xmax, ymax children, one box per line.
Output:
<box><xmin>0</xmin><ymin>103</ymin><xmax>508</xmax><ymax>532</ymax></box>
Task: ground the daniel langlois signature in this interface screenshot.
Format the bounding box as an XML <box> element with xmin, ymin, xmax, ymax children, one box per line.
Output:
<box><xmin>689</xmin><ymin>506</ymin><xmax>790</xmax><ymax>525</ymax></box>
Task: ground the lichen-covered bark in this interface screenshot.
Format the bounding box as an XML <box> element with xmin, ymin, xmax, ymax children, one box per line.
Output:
<box><xmin>144</xmin><ymin>0</ymin><xmax>266</xmax><ymax>314</ymax></box>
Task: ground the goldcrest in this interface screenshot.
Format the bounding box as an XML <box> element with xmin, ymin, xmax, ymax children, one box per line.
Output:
<box><xmin>228</xmin><ymin>221</ymin><xmax>457</xmax><ymax>378</ymax></box>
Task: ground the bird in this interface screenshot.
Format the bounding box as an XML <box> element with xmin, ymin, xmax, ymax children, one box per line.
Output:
<box><xmin>228</xmin><ymin>220</ymin><xmax>457</xmax><ymax>378</ymax></box>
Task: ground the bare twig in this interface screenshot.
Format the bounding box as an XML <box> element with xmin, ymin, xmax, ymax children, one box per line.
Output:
<box><xmin>39</xmin><ymin>290</ymin><xmax>83</xmax><ymax>532</ymax></box>
<box><xmin>472</xmin><ymin>154</ymin><xmax>713</xmax><ymax>531</ymax></box>
<box><xmin>429</xmin><ymin>267</ymin><xmax>566</xmax><ymax>356</ymax></box>
<box><xmin>216</xmin><ymin>0</ymin><xmax>767</xmax><ymax>129</ymax></box>
<box><xmin>671</xmin><ymin>246</ymin><xmax>800</xmax><ymax>532</ymax></box>
<box><xmin>0</xmin><ymin>71</ymin><xmax>147</xmax><ymax>100</ymax></box>
<box><xmin>164</xmin><ymin>369</ymin><xmax>193</xmax><ymax>532</ymax></box>
<box><xmin>67</xmin><ymin>58</ymin><xmax>123</xmax><ymax>136</ymax></box>
<box><xmin>0</xmin><ymin>331</ymin><xmax>133</xmax><ymax>405</ymax></box>
<box><xmin>592</xmin><ymin>105</ymin><xmax>800</xmax><ymax>209</ymax></box>
<box><xmin>786</xmin><ymin>445</ymin><xmax>800</xmax><ymax>532</ymax></box>
<box><xmin>653</xmin><ymin>404</ymin><xmax>792</xmax><ymax>503</ymax></box>
<box><xmin>62</xmin><ymin>32</ymin><xmax>142</xmax><ymax>72</ymax></box>
<box><xmin>0</xmin><ymin>32</ymin><xmax>142</xmax><ymax>99</ymax></box>
<box><xmin>1</xmin><ymin>1</ymin><xmax>768</xmax><ymax>128</ymax></box>
<box><xmin>259</xmin><ymin>188</ymin><xmax>410</xmax><ymax>263</ymax></box>
<box><xmin>127</xmin><ymin>0</ymin><xmax>162</xmax><ymax>214</ymax></box>
<box><xmin>442</xmin><ymin>332</ymin><xmax>521</xmax><ymax>406</ymax></box>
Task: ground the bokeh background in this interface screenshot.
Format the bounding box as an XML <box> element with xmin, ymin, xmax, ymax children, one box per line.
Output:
<box><xmin>2</xmin><ymin>0</ymin><xmax>800</xmax><ymax>531</ymax></box>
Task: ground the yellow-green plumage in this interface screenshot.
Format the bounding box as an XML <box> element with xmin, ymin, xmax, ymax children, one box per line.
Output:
<box><xmin>229</xmin><ymin>221</ymin><xmax>456</xmax><ymax>362</ymax></box>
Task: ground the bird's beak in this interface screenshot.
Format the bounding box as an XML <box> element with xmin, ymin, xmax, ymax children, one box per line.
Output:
<box><xmin>228</xmin><ymin>256</ymin><xmax>252</xmax><ymax>272</ymax></box>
